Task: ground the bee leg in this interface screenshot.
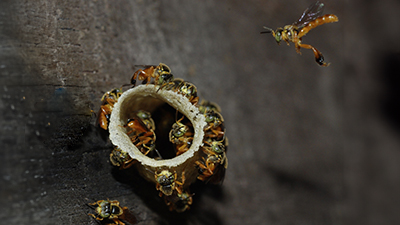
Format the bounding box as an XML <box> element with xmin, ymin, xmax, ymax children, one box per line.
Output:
<box><xmin>121</xmin><ymin>158</ymin><xmax>136</xmax><ymax>169</ymax></box>
<box><xmin>112</xmin><ymin>218</ymin><xmax>126</xmax><ymax>225</ymax></box>
<box><xmin>298</xmin><ymin>43</ymin><xmax>330</xmax><ymax>67</ymax></box>
<box><xmin>294</xmin><ymin>42</ymin><xmax>302</xmax><ymax>55</ymax></box>
<box><xmin>143</xmin><ymin>145</ymin><xmax>154</xmax><ymax>156</ymax></box>
<box><xmin>154</xmin><ymin>149</ymin><xmax>163</xmax><ymax>160</ymax></box>
<box><xmin>89</xmin><ymin>200</ymin><xmax>101</xmax><ymax>206</ymax></box>
<box><xmin>131</xmin><ymin>69</ymin><xmax>143</xmax><ymax>87</ymax></box>
<box><xmin>88</xmin><ymin>213</ymin><xmax>103</xmax><ymax>221</ymax></box>
<box><xmin>144</xmin><ymin>76</ymin><xmax>151</xmax><ymax>85</ymax></box>
<box><xmin>174</xmin><ymin>172</ymin><xmax>185</xmax><ymax>194</ymax></box>
<box><xmin>190</xmin><ymin>96</ymin><xmax>199</xmax><ymax>106</ymax></box>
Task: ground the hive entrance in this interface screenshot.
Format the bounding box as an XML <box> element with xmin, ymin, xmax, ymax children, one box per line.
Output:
<box><xmin>151</xmin><ymin>103</ymin><xmax>194</xmax><ymax>160</ymax></box>
<box><xmin>123</xmin><ymin>97</ymin><xmax>194</xmax><ymax>160</ymax></box>
<box><xmin>118</xmin><ymin>93</ymin><xmax>195</xmax><ymax>160</ymax></box>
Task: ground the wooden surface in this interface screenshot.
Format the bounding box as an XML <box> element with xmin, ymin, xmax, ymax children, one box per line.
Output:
<box><xmin>1</xmin><ymin>0</ymin><xmax>399</xmax><ymax>224</ymax></box>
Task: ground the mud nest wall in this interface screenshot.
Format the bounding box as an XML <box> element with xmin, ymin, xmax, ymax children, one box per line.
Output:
<box><xmin>1</xmin><ymin>0</ymin><xmax>400</xmax><ymax>224</ymax></box>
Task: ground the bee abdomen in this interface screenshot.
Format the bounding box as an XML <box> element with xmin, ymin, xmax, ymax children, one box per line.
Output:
<box><xmin>298</xmin><ymin>14</ymin><xmax>339</xmax><ymax>38</ymax></box>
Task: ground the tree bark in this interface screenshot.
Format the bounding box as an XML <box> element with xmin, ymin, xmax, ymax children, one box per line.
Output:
<box><xmin>1</xmin><ymin>0</ymin><xmax>399</xmax><ymax>224</ymax></box>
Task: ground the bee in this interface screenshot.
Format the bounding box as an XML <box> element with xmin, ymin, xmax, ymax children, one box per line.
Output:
<box><xmin>98</xmin><ymin>88</ymin><xmax>123</xmax><ymax>130</ymax></box>
<box><xmin>261</xmin><ymin>1</ymin><xmax>339</xmax><ymax>66</ymax></box>
<box><xmin>109</xmin><ymin>147</ymin><xmax>137</xmax><ymax>169</ymax></box>
<box><xmin>125</xmin><ymin>117</ymin><xmax>157</xmax><ymax>156</ymax></box>
<box><xmin>154</xmin><ymin>170</ymin><xmax>185</xmax><ymax>197</ymax></box>
<box><xmin>169</xmin><ymin>116</ymin><xmax>194</xmax><ymax>156</ymax></box>
<box><xmin>88</xmin><ymin>199</ymin><xmax>136</xmax><ymax>225</ymax></box>
<box><xmin>164</xmin><ymin>190</ymin><xmax>194</xmax><ymax>213</ymax></box>
<box><xmin>195</xmin><ymin>138</ymin><xmax>228</xmax><ymax>184</ymax></box>
<box><xmin>198</xmin><ymin>100</ymin><xmax>221</xmax><ymax>114</ymax></box>
<box><xmin>176</xmin><ymin>81</ymin><xmax>199</xmax><ymax>106</ymax></box>
<box><xmin>134</xmin><ymin>110</ymin><xmax>155</xmax><ymax>131</ymax></box>
<box><xmin>203</xmin><ymin>110</ymin><xmax>225</xmax><ymax>140</ymax></box>
<box><xmin>175</xmin><ymin>138</ymin><xmax>193</xmax><ymax>156</ymax></box>
<box><xmin>158</xmin><ymin>79</ymin><xmax>199</xmax><ymax>105</ymax></box>
<box><xmin>131</xmin><ymin>63</ymin><xmax>174</xmax><ymax>87</ymax></box>
<box><xmin>157</xmin><ymin>78</ymin><xmax>185</xmax><ymax>91</ymax></box>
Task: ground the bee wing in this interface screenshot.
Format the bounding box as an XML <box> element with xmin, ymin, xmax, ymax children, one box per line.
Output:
<box><xmin>132</xmin><ymin>64</ymin><xmax>157</xmax><ymax>69</ymax></box>
<box><xmin>293</xmin><ymin>1</ymin><xmax>325</xmax><ymax>28</ymax></box>
<box><xmin>121</xmin><ymin>208</ymin><xmax>138</xmax><ymax>224</ymax></box>
<box><xmin>206</xmin><ymin>165</ymin><xmax>226</xmax><ymax>185</ymax></box>
<box><xmin>131</xmin><ymin>116</ymin><xmax>152</xmax><ymax>133</ymax></box>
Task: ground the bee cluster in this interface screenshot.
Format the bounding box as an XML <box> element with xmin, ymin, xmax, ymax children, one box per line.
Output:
<box><xmin>96</xmin><ymin>63</ymin><xmax>227</xmax><ymax>213</ymax></box>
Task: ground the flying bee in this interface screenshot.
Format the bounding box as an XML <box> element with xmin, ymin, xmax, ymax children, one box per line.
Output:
<box><xmin>169</xmin><ymin>115</ymin><xmax>194</xmax><ymax>155</ymax></box>
<box><xmin>164</xmin><ymin>190</ymin><xmax>194</xmax><ymax>213</ymax></box>
<box><xmin>98</xmin><ymin>88</ymin><xmax>123</xmax><ymax>130</ymax></box>
<box><xmin>261</xmin><ymin>1</ymin><xmax>339</xmax><ymax>66</ymax></box>
<box><xmin>154</xmin><ymin>170</ymin><xmax>185</xmax><ymax>197</ymax></box>
<box><xmin>196</xmin><ymin>138</ymin><xmax>228</xmax><ymax>184</ymax></box>
<box><xmin>88</xmin><ymin>199</ymin><xmax>137</xmax><ymax>225</ymax></box>
<box><xmin>131</xmin><ymin>63</ymin><xmax>174</xmax><ymax>87</ymax></box>
<box><xmin>109</xmin><ymin>147</ymin><xmax>137</xmax><ymax>169</ymax></box>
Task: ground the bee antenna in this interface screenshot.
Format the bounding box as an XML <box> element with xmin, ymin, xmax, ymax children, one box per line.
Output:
<box><xmin>144</xmin><ymin>167</ymin><xmax>156</xmax><ymax>175</ymax></box>
<box><xmin>120</xmin><ymin>83</ymin><xmax>131</xmax><ymax>88</ymax></box>
<box><xmin>175</xmin><ymin>109</ymin><xmax>183</xmax><ymax>122</ymax></box>
<box><xmin>260</xmin><ymin>26</ymin><xmax>273</xmax><ymax>34</ymax></box>
<box><xmin>154</xmin><ymin>148</ymin><xmax>163</xmax><ymax>159</ymax></box>
<box><xmin>87</xmin><ymin>201</ymin><xmax>97</xmax><ymax>209</ymax></box>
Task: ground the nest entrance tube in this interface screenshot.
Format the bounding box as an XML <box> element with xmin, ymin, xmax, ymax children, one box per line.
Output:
<box><xmin>108</xmin><ymin>84</ymin><xmax>206</xmax><ymax>187</ymax></box>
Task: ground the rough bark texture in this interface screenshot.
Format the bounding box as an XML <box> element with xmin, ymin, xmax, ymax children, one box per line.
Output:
<box><xmin>1</xmin><ymin>0</ymin><xmax>399</xmax><ymax>224</ymax></box>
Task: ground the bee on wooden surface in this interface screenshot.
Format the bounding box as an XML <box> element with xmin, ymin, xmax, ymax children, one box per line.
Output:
<box><xmin>154</xmin><ymin>170</ymin><xmax>185</xmax><ymax>197</ymax></box>
<box><xmin>88</xmin><ymin>199</ymin><xmax>136</xmax><ymax>225</ymax></box>
<box><xmin>109</xmin><ymin>147</ymin><xmax>136</xmax><ymax>169</ymax></box>
<box><xmin>196</xmin><ymin>138</ymin><xmax>228</xmax><ymax>184</ymax></box>
<box><xmin>131</xmin><ymin>63</ymin><xmax>173</xmax><ymax>87</ymax></box>
<box><xmin>98</xmin><ymin>88</ymin><xmax>123</xmax><ymax>130</ymax></box>
<box><xmin>164</xmin><ymin>190</ymin><xmax>194</xmax><ymax>213</ymax></box>
<box><xmin>261</xmin><ymin>1</ymin><xmax>339</xmax><ymax>66</ymax></box>
<box><xmin>169</xmin><ymin>116</ymin><xmax>194</xmax><ymax>156</ymax></box>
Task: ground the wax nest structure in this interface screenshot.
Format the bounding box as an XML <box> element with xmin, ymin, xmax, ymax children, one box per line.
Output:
<box><xmin>109</xmin><ymin>85</ymin><xmax>206</xmax><ymax>185</ymax></box>
<box><xmin>99</xmin><ymin>63</ymin><xmax>228</xmax><ymax>212</ymax></box>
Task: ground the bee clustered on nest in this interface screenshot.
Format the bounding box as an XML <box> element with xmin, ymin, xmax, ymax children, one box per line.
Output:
<box><xmin>95</xmin><ymin>63</ymin><xmax>228</xmax><ymax>213</ymax></box>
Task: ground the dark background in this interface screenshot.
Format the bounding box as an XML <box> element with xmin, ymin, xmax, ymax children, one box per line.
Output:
<box><xmin>1</xmin><ymin>0</ymin><xmax>399</xmax><ymax>224</ymax></box>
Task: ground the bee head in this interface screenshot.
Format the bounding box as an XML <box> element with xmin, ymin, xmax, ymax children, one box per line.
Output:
<box><xmin>273</xmin><ymin>28</ymin><xmax>284</xmax><ymax>44</ymax></box>
<box><xmin>261</xmin><ymin>26</ymin><xmax>283</xmax><ymax>44</ymax></box>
